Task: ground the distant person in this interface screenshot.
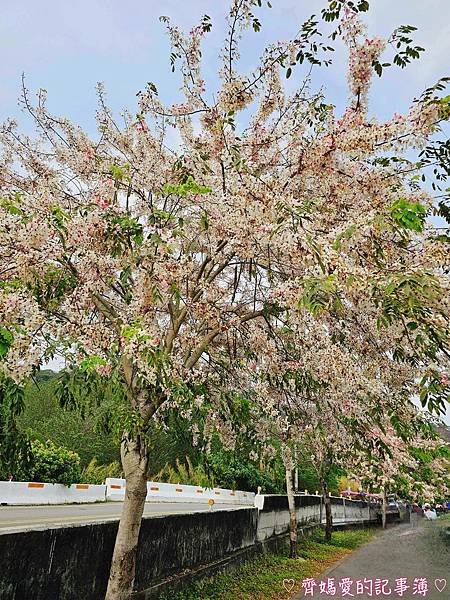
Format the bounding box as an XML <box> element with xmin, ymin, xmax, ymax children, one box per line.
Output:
<box><xmin>411</xmin><ymin>503</ymin><xmax>424</xmax><ymax>527</ymax></box>
<box><xmin>424</xmin><ymin>506</ymin><xmax>437</xmax><ymax>520</ymax></box>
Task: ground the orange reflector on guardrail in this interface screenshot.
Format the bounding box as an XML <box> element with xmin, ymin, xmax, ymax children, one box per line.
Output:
<box><xmin>150</xmin><ymin>487</ymin><xmax>159</xmax><ymax>491</ymax></box>
<box><xmin>214</xmin><ymin>491</ymin><xmax>221</xmax><ymax>495</ymax></box>
<box><xmin>196</xmin><ymin>490</ymin><xmax>203</xmax><ymax>494</ymax></box>
<box><xmin>176</xmin><ymin>488</ymin><xmax>183</xmax><ymax>492</ymax></box>
<box><xmin>28</xmin><ymin>483</ymin><xmax>44</xmax><ymax>488</ymax></box>
<box><xmin>110</xmin><ymin>485</ymin><xmax>121</xmax><ymax>489</ymax></box>
<box><xmin>76</xmin><ymin>484</ymin><xmax>89</xmax><ymax>489</ymax></box>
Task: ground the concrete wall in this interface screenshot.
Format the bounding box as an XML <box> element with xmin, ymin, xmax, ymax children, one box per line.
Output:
<box><xmin>134</xmin><ymin>509</ymin><xmax>257</xmax><ymax>590</ymax></box>
<box><xmin>256</xmin><ymin>495</ymin><xmax>378</xmax><ymax>542</ymax></box>
<box><xmin>0</xmin><ymin>495</ymin><xmax>377</xmax><ymax>600</ymax></box>
<box><xmin>0</xmin><ymin>522</ymin><xmax>117</xmax><ymax>600</ymax></box>
<box><xmin>0</xmin><ymin>508</ymin><xmax>257</xmax><ymax>600</ymax></box>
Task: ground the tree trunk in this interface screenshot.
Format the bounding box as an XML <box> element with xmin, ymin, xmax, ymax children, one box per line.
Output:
<box><xmin>321</xmin><ymin>478</ymin><xmax>333</xmax><ymax>542</ymax></box>
<box><xmin>381</xmin><ymin>488</ymin><xmax>387</xmax><ymax>529</ymax></box>
<box><xmin>294</xmin><ymin>447</ymin><xmax>298</xmax><ymax>493</ymax></box>
<box><xmin>285</xmin><ymin>465</ymin><xmax>298</xmax><ymax>558</ymax></box>
<box><xmin>105</xmin><ymin>435</ymin><xmax>149</xmax><ymax>600</ymax></box>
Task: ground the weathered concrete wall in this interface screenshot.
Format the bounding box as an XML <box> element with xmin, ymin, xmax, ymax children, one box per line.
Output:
<box><xmin>0</xmin><ymin>522</ymin><xmax>117</xmax><ymax>600</ymax></box>
<box><xmin>256</xmin><ymin>494</ymin><xmax>321</xmax><ymax>541</ymax></box>
<box><xmin>135</xmin><ymin>508</ymin><xmax>257</xmax><ymax>590</ymax></box>
<box><xmin>0</xmin><ymin>497</ymin><xmax>377</xmax><ymax>600</ymax></box>
<box><xmin>0</xmin><ymin>508</ymin><xmax>257</xmax><ymax>600</ymax></box>
<box><xmin>256</xmin><ymin>495</ymin><xmax>378</xmax><ymax>541</ymax></box>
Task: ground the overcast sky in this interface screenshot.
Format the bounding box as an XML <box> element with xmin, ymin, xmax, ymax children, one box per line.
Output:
<box><xmin>1</xmin><ymin>0</ymin><xmax>449</xmax><ymax>424</ymax></box>
<box><xmin>2</xmin><ymin>0</ymin><xmax>449</xmax><ymax>126</ymax></box>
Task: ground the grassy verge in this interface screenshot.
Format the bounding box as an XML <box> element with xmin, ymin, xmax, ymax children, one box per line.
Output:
<box><xmin>160</xmin><ymin>527</ymin><xmax>376</xmax><ymax>600</ymax></box>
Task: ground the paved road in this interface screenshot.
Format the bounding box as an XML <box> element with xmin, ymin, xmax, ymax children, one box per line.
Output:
<box><xmin>294</xmin><ymin>516</ymin><xmax>450</xmax><ymax>600</ymax></box>
<box><xmin>0</xmin><ymin>502</ymin><xmax>244</xmax><ymax>533</ymax></box>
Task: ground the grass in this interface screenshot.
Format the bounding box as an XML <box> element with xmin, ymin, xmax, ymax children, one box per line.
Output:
<box><xmin>160</xmin><ymin>527</ymin><xmax>376</xmax><ymax>600</ymax></box>
<box><xmin>424</xmin><ymin>513</ymin><xmax>450</xmax><ymax>553</ymax></box>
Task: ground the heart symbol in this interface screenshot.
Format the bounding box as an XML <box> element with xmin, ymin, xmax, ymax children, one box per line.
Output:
<box><xmin>434</xmin><ymin>579</ymin><xmax>447</xmax><ymax>592</ymax></box>
<box><xmin>283</xmin><ymin>578</ymin><xmax>295</xmax><ymax>593</ymax></box>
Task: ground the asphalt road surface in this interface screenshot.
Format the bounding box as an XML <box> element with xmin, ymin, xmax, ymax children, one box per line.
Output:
<box><xmin>293</xmin><ymin>516</ymin><xmax>450</xmax><ymax>600</ymax></box>
<box><xmin>0</xmin><ymin>502</ymin><xmax>244</xmax><ymax>533</ymax></box>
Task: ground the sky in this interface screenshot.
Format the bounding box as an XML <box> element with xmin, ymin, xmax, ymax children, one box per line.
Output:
<box><xmin>1</xmin><ymin>0</ymin><xmax>449</xmax><ymax>424</ymax></box>
<box><xmin>2</xmin><ymin>0</ymin><xmax>449</xmax><ymax>127</ymax></box>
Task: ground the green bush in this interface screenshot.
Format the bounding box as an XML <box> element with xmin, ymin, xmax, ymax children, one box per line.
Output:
<box><xmin>154</xmin><ymin>457</ymin><xmax>213</xmax><ymax>488</ymax></box>
<box><xmin>207</xmin><ymin>452</ymin><xmax>283</xmax><ymax>493</ymax></box>
<box><xmin>82</xmin><ymin>458</ymin><xmax>122</xmax><ymax>484</ymax></box>
<box><xmin>19</xmin><ymin>439</ymin><xmax>82</xmax><ymax>486</ymax></box>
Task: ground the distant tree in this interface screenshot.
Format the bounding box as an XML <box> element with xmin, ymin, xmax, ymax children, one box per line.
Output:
<box><xmin>19</xmin><ymin>375</ymin><xmax>120</xmax><ymax>468</ymax></box>
<box><xmin>154</xmin><ymin>456</ymin><xmax>212</xmax><ymax>488</ymax></box>
<box><xmin>206</xmin><ymin>449</ymin><xmax>283</xmax><ymax>493</ymax></box>
<box><xmin>0</xmin><ymin>375</ymin><xmax>30</xmax><ymax>480</ymax></box>
<box><xmin>15</xmin><ymin>439</ymin><xmax>82</xmax><ymax>486</ymax></box>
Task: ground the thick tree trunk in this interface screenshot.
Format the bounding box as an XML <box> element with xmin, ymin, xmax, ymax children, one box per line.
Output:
<box><xmin>105</xmin><ymin>435</ymin><xmax>149</xmax><ymax>600</ymax></box>
<box><xmin>321</xmin><ymin>478</ymin><xmax>333</xmax><ymax>542</ymax></box>
<box><xmin>285</xmin><ymin>465</ymin><xmax>298</xmax><ymax>558</ymax></box>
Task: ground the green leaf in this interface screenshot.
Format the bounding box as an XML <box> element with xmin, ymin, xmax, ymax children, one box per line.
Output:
<box><xmin>0</xmin><ymin>327</ymin><xmax>13</xmax><ymax>359</ymax></box>
<box><xmin>252</xmin><ymin>18</ymin><xmax>261</xmax><ymax>32</ymax></box>
<box><xmin>163</xmin><ymin>176</ymin><xmax>212</xmax><ymax>197</ymax></box>
<box><xmin>299</xmin><ymin>275</ymin><xmax>341</xmax><ymax>316</ymax></box>
<box><xmin>390</xmin><ymin>198</ymin><xmax>426</xmax><ymax>232</ymax></box>
<box><xmin>110</xmin><ymin>165</ymin><xmax>125</xmax><ymax>182</ymax></box>
<box><xmin>373</xmin><ymin>61</ymin><xmax>382</xmax><ymax>77</ymax></box>
<box><xmin>333</xmin><ymin>224</ymin><xmax>357</xmax><ymax>250</ymax></box>
<box><xmin>79</xmin><ymin>355</ymin><xmax>106</xmax><ymax>372</ymax></box>
<box><xmin>1</xmin><ymin>200</ymin><xmax>22</xmax><ymax>216</ymax></box>
<box><xmin>200</xmin><ymin>213</ymin><xmax>209</xmax><ymax>230</ymax></box>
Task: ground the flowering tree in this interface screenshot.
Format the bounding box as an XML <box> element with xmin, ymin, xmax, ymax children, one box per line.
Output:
<box><xmin>1</xmin><ymin>0</ymin><xmax>449</xmax><ymax>598</ymax></box>
<box><xmin>224</xmin><ymin>307</ymin><xmax>448</xmax><ymax>546</ymax></box>
<box><xmin>347</xmin><ymin>407</ymin><xmax>450</xmax><ymax>510</ymax></box>
<box><xmin>224</xmin><ymin>306</ymin><xmax>422</xmax><ymax>547</ymax></box>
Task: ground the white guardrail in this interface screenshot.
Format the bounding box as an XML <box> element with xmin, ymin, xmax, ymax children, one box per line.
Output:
<box><xmin>105</xmin><ymin>478</ymin><xmax>255</xmax><ymax>506</ymax></box>
<box><xmin>0</xmin><ymin>479</ymin><xmax>255</xmax><ymax>507</ymax></box>
<box><xmin>0</xmin><ymin>481</ymin><xmax>106</xmax><ymax>505</ymax></box>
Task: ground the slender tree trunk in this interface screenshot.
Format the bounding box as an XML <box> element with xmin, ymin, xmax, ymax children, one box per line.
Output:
<box><xmin>294</xmin><ymin>448</ymin><xmax>298</xmax><ymax>493</ymax></box>
<box><xmin>285</xmin><ymin>465</ymin><xmax>298</xmax><ymax>558</ymax></box>
<box><xmin>381</xmin><ymin>488</ymin><xmax>387</xmax><ymax>529</ymax></box>
<box><xmin>321</xmin><ymin>478</ymin><xmax>333</xmax><ymax>542</ymax></box>
<box><xmin>105</xmin><ymin>435</ymin><xmax>149</xmax><ymax>600</ymax></box>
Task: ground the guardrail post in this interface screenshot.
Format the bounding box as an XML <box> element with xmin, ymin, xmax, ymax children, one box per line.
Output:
<box><xmin>343</xmin><ymin>498</ymin><xmax>346</xmax><ymax>521</ymax></box>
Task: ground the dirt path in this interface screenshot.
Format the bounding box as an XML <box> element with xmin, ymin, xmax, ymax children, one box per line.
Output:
<box><xmin>293</xmin><ymin>517</ymin><xmax>449</xmax><ymax>600</ymax></box>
